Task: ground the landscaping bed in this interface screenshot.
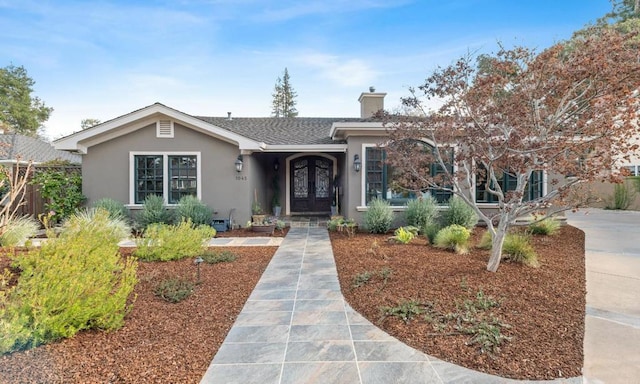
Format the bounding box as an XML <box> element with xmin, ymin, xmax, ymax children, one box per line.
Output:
<box><xmin>0</xmin><ymin>246</ymin><xmax>276</xmax><ymax>384</ymax></box>
<box><xmin>215</xmin><ymin>226</ymin><xmax>289</xmax><ymax>238</ymax></box>
<box><xmin>331</xmin><ymin>225</ymin><xmax>585</xmax><ymax>380</ymax></box>
<box><xmin>1</xmin><ymin>225</ymin><xmax>585</xmax><ymax>382</ymax></box>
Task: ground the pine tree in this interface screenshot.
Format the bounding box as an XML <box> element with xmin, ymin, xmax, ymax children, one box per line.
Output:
<box><xmin>271</xmin><ymin>68</ymin><xmax>298</xmax><ymax>117</ymax></box>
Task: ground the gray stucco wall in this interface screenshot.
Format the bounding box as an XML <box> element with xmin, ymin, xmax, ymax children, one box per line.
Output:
<box><xmin>344</xmin><ymin>136</ymin><xmax>385</xmax><ymax>224</ymax></box>
<box><xmin>342</xmin><ymin>135</ymin><xmax>565</xmax><ymax>228</ymax></box>
<box><xmin>82</xmin><ymin>121</ymin><xmax>252</xmax><ymax>226</ymax></box>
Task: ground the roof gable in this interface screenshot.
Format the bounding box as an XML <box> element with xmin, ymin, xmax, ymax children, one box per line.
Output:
<box><xmin>54</xmin><ymin>103</ymin><xmax>264</xmax><ymax>154</ymax></box>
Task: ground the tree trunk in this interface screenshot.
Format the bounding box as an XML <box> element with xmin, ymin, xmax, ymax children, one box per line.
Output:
<box><xmin>487</xmin><ymin>219</ymin><xmax>509</xmax><ymax>272</ymax></box>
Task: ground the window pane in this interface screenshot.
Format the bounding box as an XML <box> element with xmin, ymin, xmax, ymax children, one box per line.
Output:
<box><xmin>475</xmin><ymin>167</ymin><xmax>543</xmax><ymax>203</ymax></box>
<box><xmin>168</xmin><ymin>155</ymin><xmax>197</xmax><ymax>204</ymax></box>
<box><xmin>365</xmin><ymin>144</ymin><xmax>452</xmax><ymax>206</ymax></box>
<box><xmin>365</xmin><ymin>147</ymin><xmax>384</xmax><ymax>204</ymax></box>
<box><xmin>315</xmin><ymin>159</ymin><xmax>330</xmax><ymax>198</ymax></box>
<box><xmin>293</xmin><ymin>159</ymin><xmax>308</xmax><ymax>198</ymax></box>
<box><xmin>134</xmin><ymin>155</ymin><xmax>163</xmax><ymax>204</ymax></box>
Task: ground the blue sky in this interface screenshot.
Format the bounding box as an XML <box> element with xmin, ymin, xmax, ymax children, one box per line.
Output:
<box><xmin>0</xmin><ymin>0</ymin><xmax>612</xmax><ymax>139</ymax></box>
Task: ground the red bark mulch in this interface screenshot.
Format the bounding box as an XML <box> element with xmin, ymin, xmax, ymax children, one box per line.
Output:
<box><xmin>0</xmin><ymin>225</ymin><xmax>585</xmax><ymax>382</ymax></box>
<box><xmin>331</xmin><ymin>225</ymin><xmax>585</xmax><ymax>380</ymax></box>
<box><xmin>0</xmin><ymin>246</ymin><xmax>276</xmax><ymax>384</ymax></box>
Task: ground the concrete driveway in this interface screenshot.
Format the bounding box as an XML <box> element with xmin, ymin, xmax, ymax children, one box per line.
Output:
<box><xmin>566</xmin><ymin>209</ymin><xmax>640</xmax><ymax>384</ymax></box>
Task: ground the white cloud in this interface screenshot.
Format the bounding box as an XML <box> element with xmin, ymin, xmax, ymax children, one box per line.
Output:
<box><xmin>298</xmin><ymin>53</ymin><xmax>378</xmax><ymax>87</ymax></box>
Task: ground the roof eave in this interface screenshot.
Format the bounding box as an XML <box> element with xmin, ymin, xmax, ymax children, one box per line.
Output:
<box><xmin>53</xmin><ymin>103</ymin><xmax>262</xmax><ymax>152</ymax></box>
<box><xmin>330</xmin><ymin>122</ymin><xmax>386</xmax><ymax>140</ymax></box>
<box><xmin>263</xmin><ymin>144</ymin><xmax>348</xmax><ymax>153</ymax></box>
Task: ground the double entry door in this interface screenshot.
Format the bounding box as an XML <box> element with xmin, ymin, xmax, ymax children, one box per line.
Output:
<box><xmin>290</xmin><ymin>156</ymin><xmax>333</xmax><ymax>214</ymax></box>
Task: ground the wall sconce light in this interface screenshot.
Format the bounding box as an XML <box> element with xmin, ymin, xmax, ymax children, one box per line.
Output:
<box><xmin>273</xmin><ymin>158</ymin><xmax>280</xmax><ymax>171</ymax></box>
<box><xmin>235</xmin><ymin>155</ymin><xmax>243</xmax><ymax>173</ymax></box>
<box><xmin>353</xmin><ymin>154</ymin><xmax>361</xmax><ymax>172</ymax></box>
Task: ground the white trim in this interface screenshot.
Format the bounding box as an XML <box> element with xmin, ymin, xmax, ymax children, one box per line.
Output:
<box><xmin>262</xmin><ymin>144</ymin><xmax>347</xmax><ymax>153</ymax></box>
<box><xmin>284</xmin><ymin>153</ymin><xmax>338</xmax><ymax>216</ymax></box>
<box><xmin>330</xmin><ymin>122</ymin><xmax>387</xmax><ymax>140</ymax></box>
<box><xmin>54</xmin><ymin>103</ymin><xmax>263</xmax><ymax>152</ymax></box>
<box><xmin>129</xmin><ymin>151</ymin><xmax>202</xmax><ymax>206</ymax></box>
<box><xmin>360</xmin><ymin>143</ymin><xmax>376</xmax><ymax>207</ymax></box>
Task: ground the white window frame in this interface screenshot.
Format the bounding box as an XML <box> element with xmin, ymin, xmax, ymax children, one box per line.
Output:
<box><xmin>128</xmin><ymin>151</ymin><xmax>202</xmax><ymax>206</ymax></box>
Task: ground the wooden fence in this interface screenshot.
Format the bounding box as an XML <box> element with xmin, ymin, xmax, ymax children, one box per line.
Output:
<box><xmin>12</xmin><ymin>164</ymin><xmax>82</xmax><ymax>218</ymax></box>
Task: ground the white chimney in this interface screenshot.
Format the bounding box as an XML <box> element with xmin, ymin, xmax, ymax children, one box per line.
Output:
<box><xmin>358</xmin><ymin>87</ymin><xmax>386</xmax><ymax>118</ymax></box>
<box><xmin>227</xmin><ymin>112</ymin><xmax>232</xmax><ymax>120</ymax></box>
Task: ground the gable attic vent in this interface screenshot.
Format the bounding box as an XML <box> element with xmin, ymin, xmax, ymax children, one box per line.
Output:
<box><xmin>156</xmin><ymin>120</ymin><xmax>174</xmax><ymax>138</ymax></box>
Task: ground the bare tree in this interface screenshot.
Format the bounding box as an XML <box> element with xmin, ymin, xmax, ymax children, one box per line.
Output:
<box><xmin>0</xmin><ymin>157</ymin><xmax>33</xmax><ymax>233</ymax></box>
<box><xmin>384</xmin><ymin>28</ymin><xmax>640</xmax><ymax>272</ymax></box>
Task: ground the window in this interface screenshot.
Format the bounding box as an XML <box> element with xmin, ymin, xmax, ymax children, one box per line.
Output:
<box><xmin>364</xmin><ymin>144</ymin><xmax>453</xmax><ymax>206</ymax></box>
<box><xmin>132</xmin><ymin>153</ymin><xmax>200</xmax><ymax>204</ymax></box>
<box><xmin>135</xmin><ymin>155</ymin><xmax>163</xmax><ymax>203</ymax></box>
<box><xmin>623</xmin><ymin>165</ymin><xmax>639</xmax><ymax>176</ymax></box>
<box><xmin>475</xmin><ymin>168</ymin><xmax>544</xmax><ymax>203</ymax></box>
<box><xmin>168</xmin><ymin>156</ymin><xmax>197</xmax><ymax>203</ymax></box>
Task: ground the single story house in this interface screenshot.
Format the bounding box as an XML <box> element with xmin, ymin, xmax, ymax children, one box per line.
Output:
<box><xmin>53</xmin><ymin>90</ymin><xmax>551</xmax><ymax>226</ymax></box>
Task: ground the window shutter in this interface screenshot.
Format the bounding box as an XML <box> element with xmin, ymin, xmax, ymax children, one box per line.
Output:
<box><xmin>157</xmin><ymin>120</ymin><xmax>174</xmax><ymax>138</ymax></box>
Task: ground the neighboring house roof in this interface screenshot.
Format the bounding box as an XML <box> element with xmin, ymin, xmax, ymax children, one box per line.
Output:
<box><xmin>0</xmin><ymin>133</ymin><xmax>81</xmax><ymax>164</ymax></box>
<box><xmin>197</xmin><ymin>116</ymin><xmax>361</xmax><ymax>145</ymax></box>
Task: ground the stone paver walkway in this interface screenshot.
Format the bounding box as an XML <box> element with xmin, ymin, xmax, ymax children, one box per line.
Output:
<box><xmin>201</xmin><ymin>227</ymin><xmax>581</xmax><ymax>384</ymax></box>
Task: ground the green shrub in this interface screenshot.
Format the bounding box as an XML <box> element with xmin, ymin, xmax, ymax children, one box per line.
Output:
<box><xmin>388</xmin><ymin>226</ymin><xmax>417</xmax><ymax>244</ymax></box>
<box><xmin>65</xmin><ymin>208</ymin><xmax>131</xmax><ymax>243</ymax></box>
<box><xmin>434</xmin><ymin>224</ymin><xmax>471</xmax><ymax>254</ymax></box>
<box><xmin>442</xmin><ymin>196</ymin><xmax>478</xmax><ymax>229</ymax></box>
<box><xmin>605</xmin><ymin>182</ymin><xmax>636</xmax><ymax>210</ymax></box>
<box><xmin>92</xmin><ymin>198</ymin><xmax>129</xmax><ymax>221</ymax></box>
<box><xmin>0</xmin><ymin>209</ymin><xmax>138</xmax><ymax>354</ymax></box>
<box><xmin>31</xmin><ymin>168</ymin><xmax>85</xmax><ymax>222</ymax></box>
<box><xmin>352</xmin><ymin>271</ymin><xmax>373</xmax><ymax>288</ymax></box>
<box><xmin>154</xmin><ymin>278</ymin><xmax>194</xmax><ymax>303</ymax></box>
<box><xmin>457</xmin><ymin>317</ymin><xmax>511</xmax><ymax>355</ymax></box>
<box><xmin>135</xmin><ymin>195</ymin><xmax>173</xmax><ymax>230</ymax></box>
<box><xmin>528</xmin><ymin>218</ymin><xmax>561</xmax><ymax>236</ymax></box>
<box><xmin>175</xmin><ymin>195</ymin><xmax>213</xmax><ymax>226</ymax></box>
<box><xmin>423</xmin><ymin>222</ymin><xmax>441</xmax><ymax>245</ymax></box>
<box><xmin>478</xmin><ymin>231</ymin><xmax>492</xmax><ymax>250</ymax></box>
<box><xmin>405</xmin><ymin>196</ymin><xmax>439</xmax><ymax>229</ymax></box>
<box><xmin>502</xmin><ymin>233</ymin><xmax>538</xmax><ymax>267</ymax></box>
<box><xmin>327</xmin><ymin>217</ymin><xmax>343</xmax><ymax>231</ymax></box>
<box><xmin>134</xmin><ymin>220</ymin><xmax>216</xmax><ymax>261</ymax></box>
<box><xmin>0</xmin><ymin>216</ymin><xmax>39</xmax><ymax>247</ymax></box>
<box><xmin>380</xmin><ymin>299</ymin><xmax>427</xmax><ymax>324</ymax></box>
<box><xmin>364</xmin><ymin>198</ymin><xmax>394</xmax><ymax>234</ymax></box>
<box><xmin>200</xmin><ymin>249</ymin><xmax>237</xmax><ymax>264</ymax></box>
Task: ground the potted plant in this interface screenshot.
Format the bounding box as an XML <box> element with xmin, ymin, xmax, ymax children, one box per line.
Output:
<box><xmin>252</xmin><ymin>189</ymin><xmax>266</xmax><ymax>224</ymax></box>
<box><xmin>272</xmin><ymin>175</ymin><xmax>281</xmax><ymax>217</ymax></box>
